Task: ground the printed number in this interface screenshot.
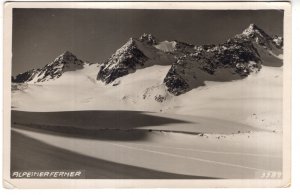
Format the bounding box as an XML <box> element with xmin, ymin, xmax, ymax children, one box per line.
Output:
<box><xmin>261</xmin><ymin>171</ymin><xmax>282</xmax><ymax>179</ymax></box>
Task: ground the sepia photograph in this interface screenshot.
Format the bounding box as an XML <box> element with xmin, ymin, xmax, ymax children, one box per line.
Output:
<box><xmin>3</xmin><ymin>1</ymin><xmax>291</xmax><ymax>188</ymax></box>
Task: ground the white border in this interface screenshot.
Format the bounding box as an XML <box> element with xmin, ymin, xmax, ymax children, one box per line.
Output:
<box><xmin>2</xmin><ymin>1</ymin><xmax>292</xmax><ymax>188</ymax></box>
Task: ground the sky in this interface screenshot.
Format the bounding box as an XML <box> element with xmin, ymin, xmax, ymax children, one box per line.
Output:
<box><xmin>12</xmin><ymin>9</ymin><xmax>283</xmax><ymax>76</ymax></box>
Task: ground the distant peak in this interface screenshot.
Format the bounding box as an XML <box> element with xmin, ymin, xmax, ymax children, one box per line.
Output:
<box><xmin>53</xmin><ymin>51</ymin><xmax>78</xmax><ymax>62</ymax></box>
<box><xmin>242</xmin><ymin>23</ymin><xmax>266</xmax><ymax>36</ymax></box>
<box><xmin>60</xmin><ymin>51</ymin><xmax>76</xmax><ymax>57</ymax></box>
<box><xmin>127</xmin><ymin>37</ymin><xmax>134</xmax><ymax>43</ymax></box>
<box><xmin>139</xmin><ymin>33</ymin><xmax>157</xmax><ymax>45</ymax></box>
<box><xmin>248</xmin><ymin>23</ymin><xmax>258</xmax><ymax>29</ymax></box>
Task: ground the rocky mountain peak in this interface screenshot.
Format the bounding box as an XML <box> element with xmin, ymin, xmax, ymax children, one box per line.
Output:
<box><xmin>139</xmin><ymin>33</ymin><xmax>158</xmax><ymax>45</ymax></box>
<box><xmin>13</xmin><ymin>51</ymin><xmax>85</xmax><ymax>83</ymax></box>
<box><xmin>61</xmin><ymin>50</ymin><xmax>74</xmax><ymax>57</ymax></box>
<box><xmin>234</xmin><ymin>23</ymin><xmax>283</xmax><ymax>50</ymax></box>
<box><xmin>97</xmin><ymin>38</ymin><xmax>148</xmax><ymax>84</ymax></box>
<box><xmin>243</xmin><ymin>24</ymin><xmax>258</xmax><ymax>34</ymax></box>
<box><xmin>53</xmin><ymin>51</ymin><xmax>81</xmax><ymax>65</ymax></box>
<box><xmin>272</xmin><ymin>35</ymin><xmax>283</xmax><ymax>48</ymax></box>
<box><xmin>242</xmin><ymin>23</ymin><xmax>267</xmax><ymax>37</ymax></box>
<box><xmin>113</xmin><ymin>38</ymin><xmax>136</xmax><ymax>57</ymax></box>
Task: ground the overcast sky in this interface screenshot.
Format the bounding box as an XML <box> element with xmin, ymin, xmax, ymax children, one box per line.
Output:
<box><xmin>12</xmin><ymin>9</ymin><xmax>283</xmax><ymax>75</ymax></box>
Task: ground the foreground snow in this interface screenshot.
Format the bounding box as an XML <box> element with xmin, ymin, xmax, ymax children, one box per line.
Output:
<box><xmin>12</xmin><ymin>125</ymin><xmax>281</xmax><ymax>179</ymax></box>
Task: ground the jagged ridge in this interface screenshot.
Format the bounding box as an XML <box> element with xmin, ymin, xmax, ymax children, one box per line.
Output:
<box><xmin>13</xmin><ymin>24</ymin><xmax>283</xmax><ymax>97</ymax></box>
<box><xmin>96</xmin><ymin>24</ymin><xmax>283</xmax><ymax>95</ymax></box>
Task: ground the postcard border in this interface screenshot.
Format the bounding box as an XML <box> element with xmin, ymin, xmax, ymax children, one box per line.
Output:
<box><xmin>3</xmin><ymin>1</ymin><xmax>292</xmax><ymax>188</ymax></box>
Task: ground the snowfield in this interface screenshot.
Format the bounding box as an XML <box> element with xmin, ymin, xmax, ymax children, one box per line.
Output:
<box><xmin>11</xmin><ymin>62</ymin><xmax>283</xmax><ymax>179</ymax></box>
<box><xmin>12</xmin><ymin>63</ymin><xmax>282</xmax><ymax>133</ymax></box>
<box><xmin>12</xmin><ymin>126</ymin><xmax>281</xmax><ymax>179</ymax></box>
<box><xmin>154</xmin><ymin>40</ymin><xmax>177</xmax><ymax>52</ymax></box>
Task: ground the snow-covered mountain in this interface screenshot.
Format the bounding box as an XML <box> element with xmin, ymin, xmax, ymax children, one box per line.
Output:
<box><xmin>95</xmin><ymin>24</ymin><xmax>283</xmax><ymax>95</ymax></box>
<box><xmin>11</xmin><ymin>24</ymin><xmax>284</xmax><ymax>132</ymax></box>
<box><xmin>13</xmin><ymin>24</ymin><xmax>283</xmax><ymax>96</ymax></box>
<box><xmin>12</xmin><ymin>51</ymin><xmax>85</xmax><ymax>83</ymax></box>
<box><xmin>237</xmin><ymin>23</ymin><xmax>283</xmax><ymax>49</ymax></box>
<box><xmin>96</xmin><ymin>34</ymin><xmax>175</xmax><ymax>84</ymax></box>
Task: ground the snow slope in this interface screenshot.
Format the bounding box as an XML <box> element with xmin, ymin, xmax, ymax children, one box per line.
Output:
<box><xmin>12</xmin><ymin>62</ymin><xmax>282</xmax><ymax>133</ymax></box>
<box><xmin>154</xmin><ymin>41</ymin><xmax>177</xmax><ymax>52</ymax></box>
<box><xmin>12</xmin><ymin>64</ymin><xmax>172</xmax><ymax>112</ymax></box>
<box><xmin>171</xmin><ymin>65</ymin><xmax>283</xmax><ymax>132</ymax></box>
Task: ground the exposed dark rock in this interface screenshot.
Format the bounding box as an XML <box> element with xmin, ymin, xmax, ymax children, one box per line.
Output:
<box><xmin>164</xmin><ymin>65</ymin><xmax>189</xmax><ymax>96</ymax></box>
<box><xmin>12</xmin><ymin>69</ymin><xmax>38</xmax><ymax>83</ymax></box>
<box><xmin>96</xmin><ymin>39</ymin><xmax>148</xmax><ymax>84</ymax></box>
<box><xmin>13</xmin><ymin>51</ymin><xmax>84</xmax><ymax>83</ymax></box>
<box><xmin>139</xmin><ymin>33</ymin><xmax>158</xmax><ymax>45</ymax></box>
